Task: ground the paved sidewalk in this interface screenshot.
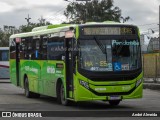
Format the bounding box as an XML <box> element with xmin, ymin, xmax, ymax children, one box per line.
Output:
<box><xmin>143</xmin><ymin>78</ymin><xmax>160</xmax><ymax>90</ymax></box>
<box><xmin>143</xmin><ymin>83</ymin><xmax>160</xmax><ymax>90</ymax></box>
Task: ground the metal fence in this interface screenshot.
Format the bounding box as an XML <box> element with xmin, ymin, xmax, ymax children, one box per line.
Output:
<box><xmin>142</xmin><ymin>53</ymin><xmax>160</xmax><ymax>83</ymax></box>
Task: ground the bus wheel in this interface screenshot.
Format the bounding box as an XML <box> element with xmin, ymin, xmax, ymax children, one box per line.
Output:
<box><xmin>109</xmin><ymin>100</ymin><xmax>120</xmax><ymax>106</ymax></box>
<box><xmin>24</xmin><ymin>77</ymin><xmax>40</xmax><ymax>98</ymax></box>
<box><xmin>57</xmin><ymin>83</ymin><xmax>69</xmax><ymax>106</ymax></box>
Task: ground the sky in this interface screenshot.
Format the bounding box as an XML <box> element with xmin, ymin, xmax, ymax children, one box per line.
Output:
<box><xmin>0</xmin><ymin>0</ymin><xmax>159</xmax><ymax>41</ymax></box>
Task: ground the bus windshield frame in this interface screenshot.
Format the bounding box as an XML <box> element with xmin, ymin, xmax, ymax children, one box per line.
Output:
<box><xmin>77</xmin><ymin>25</ymin><xmax>142</xmax><ymax>81</ymax></box>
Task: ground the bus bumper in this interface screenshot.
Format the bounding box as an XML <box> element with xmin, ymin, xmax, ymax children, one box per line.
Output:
<box><xmin>74</xmin><ymin>81</ymin><xmax>143</xmax><ymax>102</ymax></box>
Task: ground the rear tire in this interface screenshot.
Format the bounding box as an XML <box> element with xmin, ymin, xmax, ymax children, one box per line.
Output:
<box><xmin>109</xmin><ymin>100</ymin><xmax>120</xmax><ymax>106</ymax></box>
<box><xmin>24</xmin><ymin>77</ymin><xmax>40</xmax><ymax>98</ymax></box>
<box><xmin>57</xmin><ymin>82</ymin><xmax>69</xmax><ymax>106</ymax></box>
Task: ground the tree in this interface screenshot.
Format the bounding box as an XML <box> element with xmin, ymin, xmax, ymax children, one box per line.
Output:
<box><xmin>0</xmin><ymin>16</ymin><xmax>52</xmax><ymax>47</ymax></box>
<box><xmin>0</xmin><ymin>29</ymin><xmax>11</xmax><ymax>47</ymax></box>
<box><xmin>120</xmin><ymin>16</ymin><xmax>130</xmax><ymax>23</ymax></box>
<box><xmin>64</xmin><ymin>0</ymin><xmax>130</xmax><ymax>23</ymax></box>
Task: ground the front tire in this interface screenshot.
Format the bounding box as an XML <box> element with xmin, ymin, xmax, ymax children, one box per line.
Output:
<box><xmin>109</xmin><ymin>100</ymin><xmax>120</xmax><ymax>106</ymax></box>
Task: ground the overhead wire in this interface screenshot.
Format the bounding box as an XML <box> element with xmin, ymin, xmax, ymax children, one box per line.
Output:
<box><xmin>45</xmin><ymin>4</ymin><xmax>68</xmax><ymax>23</ymax></box>
<box><xmin>138</xmin><ymin>23</ymin><xmax>158</xmax><ymax>26</ymax></box>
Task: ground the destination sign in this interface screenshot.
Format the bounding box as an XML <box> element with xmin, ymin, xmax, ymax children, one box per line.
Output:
<box><xmin>83</xmin><ymin>27</ymin><xmax>136</xmax><ymax>35</ymax></box>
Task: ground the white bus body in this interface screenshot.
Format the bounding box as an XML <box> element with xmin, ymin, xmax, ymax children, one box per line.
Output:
<box><xmin>0</xmin><ymin>47</ymin><xmax>9</xmax><ymax>78</ymax></box>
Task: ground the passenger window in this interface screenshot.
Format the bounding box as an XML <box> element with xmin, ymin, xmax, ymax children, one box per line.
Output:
<box><xmin>40</xmin><ymin>35</ymin><xmax>48</xmax><ymax>60</ymax></box>
<box><xmin>48</xmin><ymin>35</ymin><xmax>65</xmax><ymax>60</ymax></box>
<box><xmin>32</xmin><ymin>36</ymin><xmax>40</xmax><ymax>60</ymax></box>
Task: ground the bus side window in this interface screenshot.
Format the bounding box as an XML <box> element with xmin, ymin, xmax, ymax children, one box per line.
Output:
<box><xmin>1</xmin><ymin>51</ymin><xmax>9</xmax><ymax>61</ymax></box>
<box><xmin>21</xmin><ymin>38</ymin><xmax>27</xmax><ymax>59</ymax></box>
<box><xmin>32</xmin><ymin>36</ymin><xmax>40</xmax><ymax>60</ymax></box>
<box><xmin>10</xmin><ymin>38</ymin><xmax>16</xmax><ymax>59</ymax></box>
<box><xmin>21</xmin><ymin>37</ymin><xmax>33</xmax><ymax>60</ymax></box>
<box><xmin>47</xmin><ymin>36</ymin><xmax>65</xmax><ymax>60</ymax></box>
<box><xmin>40</xmin><ymin>35</ymin><xmax>47</xmax><ymax>60</ymax></box>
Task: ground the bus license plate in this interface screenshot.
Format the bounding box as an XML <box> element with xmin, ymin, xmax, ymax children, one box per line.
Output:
<box><xmin>109</xmin><ymin>96</ymin><xmax>121</xmax><ymax>100</ymax></box>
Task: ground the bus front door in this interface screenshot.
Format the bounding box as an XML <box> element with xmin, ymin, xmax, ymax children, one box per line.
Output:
<box><xmin>65</xmin><ymin>38</ymin><xmax>74</xmax><ymax>99</ymax></box>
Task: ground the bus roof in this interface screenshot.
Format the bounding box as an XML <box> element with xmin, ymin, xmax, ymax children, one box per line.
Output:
<box><xmin>32</xmin><ymin>24</ymin><xmax>73</xmax><ymax>32</ymax></box>
<box><xmin>10</xmin><ymin>24</ymin><xmax>77</xmax><ymax>39</ymax></box>
<box><xmin>80</xmin><ymin>21</ymin><xmax>137</xmax><ymax>27</ymax></box>
<box><xmin>10</xmin><ymin>22</ymin><xmax>138</xmax><ymax>39</ymax></box>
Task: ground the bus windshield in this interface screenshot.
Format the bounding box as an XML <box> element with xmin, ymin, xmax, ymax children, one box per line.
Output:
<box><xmin>79</xmin><ymin>39</ymin><xmax>141</xmax><ymax>72</ymax></box>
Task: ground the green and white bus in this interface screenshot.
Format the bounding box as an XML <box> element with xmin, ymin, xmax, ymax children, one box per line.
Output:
<box><xmin>9</xmin><ymin>22</ymin><xmax>143</xmax><ymax>106</ymax></box>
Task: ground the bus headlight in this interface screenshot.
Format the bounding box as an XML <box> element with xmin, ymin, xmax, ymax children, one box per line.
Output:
<box><xmin>136</xmin><ymin>79</ymin><xmax>142</xmax><ymax>87</ymax></box>
<box><xmin>79</xmin><ymin>80</ymin><xmax>89</xmax><ymax>89</ymax></box>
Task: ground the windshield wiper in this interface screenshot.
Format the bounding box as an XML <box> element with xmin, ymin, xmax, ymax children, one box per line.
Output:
<box><xmin>94</xmin><ymin>36</ymin><xmax>107</xmax><ymax>60</ymax></box>
<box><xmin>115</xmin><ymin>39</ymin><xmax>126</xmax><ymax>55</ymax></box>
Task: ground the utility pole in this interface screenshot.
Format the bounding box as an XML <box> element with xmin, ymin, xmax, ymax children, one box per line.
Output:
<box><xmin>25</xmin><ymin>14</ymin><xmax>31</xmax><ymax>26</ymax></box>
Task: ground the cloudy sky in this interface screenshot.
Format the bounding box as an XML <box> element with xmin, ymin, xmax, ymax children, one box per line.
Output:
<box><xmin>0</xmin><ymin>0</ymin><xmax>159</xmax><ymax>37</ymax></box>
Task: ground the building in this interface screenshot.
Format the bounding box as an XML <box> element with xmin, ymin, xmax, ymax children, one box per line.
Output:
<box><xmin>140</xmin><ymin>34</ymin><xmax>148</xmax><ymax>53</ymax></box>
<box><xmin>147</xmin><ymin>37</ymin><xmax>160</xmax><ymax>52</ymax></box>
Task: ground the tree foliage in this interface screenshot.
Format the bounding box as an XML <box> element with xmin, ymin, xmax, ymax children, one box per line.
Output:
<box><xmin>0</xmin><ymin>17</ymin><xmax>51</xmax><ymax>47</ymax></box>
<box><xmin>19</xmin><ymin>21</ymin><xmax>51</xmax><ymax>33</ymax></box>
<box><xmin>64</xmin><ymin>0</ymin><xmax>130</xmax><ymax>23</ymax></box>
<box><xmin>0</xmin><ymin>29</ymin><xmax>11</xmax><ymax>47</ymax></box>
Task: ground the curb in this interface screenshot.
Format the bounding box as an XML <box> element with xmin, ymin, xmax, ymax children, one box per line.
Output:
<box><xmin>0</xmin><ymin>79</ymin><xmax>10</xmax><ymax>83</ymax></box>
<box><xmin>143</xmin><ymin>83</ymin><xmax>160</xmax><ymax>90</ymax></box>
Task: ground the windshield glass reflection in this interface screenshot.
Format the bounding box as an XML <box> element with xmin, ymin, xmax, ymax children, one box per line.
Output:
<box><xmin>79</xmin><ymin>39</ymin><xmax>140</xmax><ymax>72</ymax></box>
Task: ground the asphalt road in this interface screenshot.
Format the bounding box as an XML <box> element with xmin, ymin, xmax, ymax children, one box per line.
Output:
<box><xmin>0</xmin><ymin>81</ymin><xmax>159</xmax><ymax>119</ymax></box>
